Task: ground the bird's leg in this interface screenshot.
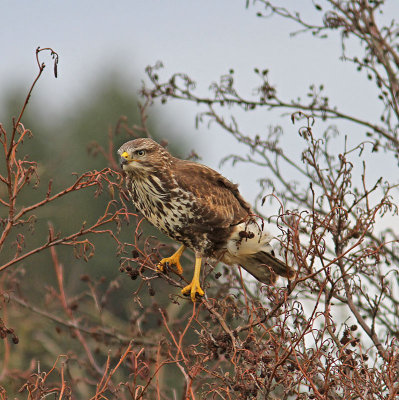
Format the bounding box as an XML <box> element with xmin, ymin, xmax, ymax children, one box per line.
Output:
<box><xmin>181</xmin><ymin>256</ymin><xmax>204</xmax><ymax>302</ymax></box>
<box><xmin>157</xmin><ymin>245</ymin><xmax>185</xmax><ymax>275</ymax></box>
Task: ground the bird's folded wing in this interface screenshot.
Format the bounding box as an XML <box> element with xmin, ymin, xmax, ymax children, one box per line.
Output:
<box><xmin>173</xmin><ymin>160</ymin><xmax>251</xmax><ymax>230</ymax></box>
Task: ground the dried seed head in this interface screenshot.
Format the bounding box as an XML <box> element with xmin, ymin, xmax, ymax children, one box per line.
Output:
<box><xmin>131</xmin><ymin>270</ymin><xmax>139</xmax><ymax>280</ymax></box>
<box><xmin>132</xmin><ymin>250</ymin><xmax>140</xmax><ymax>258</ymax></box>
<box><xmin>80</xmin><ymin>274</ymin><xmax>90</xmax><ymax>282</ymax></box>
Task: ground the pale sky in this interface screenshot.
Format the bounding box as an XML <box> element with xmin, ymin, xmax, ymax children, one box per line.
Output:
<box><xmin>2</xmin><ymin>1</ymin><xmax>398</xmax><ymax>217</ymax></box>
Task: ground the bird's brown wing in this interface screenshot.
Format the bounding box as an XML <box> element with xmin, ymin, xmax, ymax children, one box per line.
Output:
<box><xmin>172</xmin><ymin>159</ymin><xmax>251</xmax><ymax>230</ymax></box>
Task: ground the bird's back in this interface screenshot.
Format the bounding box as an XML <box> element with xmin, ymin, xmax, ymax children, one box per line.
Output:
<box><xmin>127</xmin><ymin>156</ymin><xmax>251</xmax><ymax>256</ymax></box>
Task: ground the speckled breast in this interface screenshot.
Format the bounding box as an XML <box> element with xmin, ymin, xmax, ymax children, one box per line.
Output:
<box><xmin>127</xmin><ymin>175</ymin><xmax>207</xmax><ymax>250</ymax></box>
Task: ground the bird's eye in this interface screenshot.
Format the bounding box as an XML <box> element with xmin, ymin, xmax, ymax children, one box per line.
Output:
<box><xmin>136</xmin><ymin>150</ymin><xmax>146</xmax><ymax>156</ymax></box>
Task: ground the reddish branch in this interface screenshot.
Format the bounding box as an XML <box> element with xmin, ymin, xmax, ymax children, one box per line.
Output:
<box><xmin>3</xmin><ymin>4</ymin><xmax>399</xmax><ymax>396</ymax></box>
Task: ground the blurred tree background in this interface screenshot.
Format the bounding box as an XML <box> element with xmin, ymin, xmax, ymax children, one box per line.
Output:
<box><xmin>0</xmin><ymin>69</ymin><xmax>193</xmax><ymax>396</ymax></box>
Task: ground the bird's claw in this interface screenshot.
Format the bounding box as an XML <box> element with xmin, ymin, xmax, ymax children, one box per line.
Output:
<box><xmin>181</xmin><ymin>279</ymin><xmax>204</xmax><ymax>302</ymax></box>
<box><xmin>157</xmin><ymin>257</ymin><xmax>183</xmax><ymax>275</ymax></box>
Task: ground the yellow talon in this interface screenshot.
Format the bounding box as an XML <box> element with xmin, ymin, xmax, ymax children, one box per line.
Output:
<box><xmin>181</xmin><ymin>256</ymin><xmax>204</xmax><ymax>302</ymax></box>
<box><xmin>157</xmin><ymin>245</ymin><xmax>185</xmax><ymax>275</ymax></box>
<box><xmin>181</xmin><ymin>280</ymin><xmax>205</xmax><ymax>302</ymax></box>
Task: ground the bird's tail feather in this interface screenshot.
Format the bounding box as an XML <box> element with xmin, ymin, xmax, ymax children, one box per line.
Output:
<box><xmin>223</xmin><ymin>220</ymin><xmax>295</xmax><ymax>285</ymax></box>
<box><xmin>237</xmin><ymin>251</ymin><xmax>295</xmax><ymax>285</ymax></box>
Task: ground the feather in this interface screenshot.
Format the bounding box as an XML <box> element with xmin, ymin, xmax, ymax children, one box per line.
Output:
<box><xmin>222</xmin><ymin>220</ymin><xmax>295</xmax><ymax>284</ymax></box>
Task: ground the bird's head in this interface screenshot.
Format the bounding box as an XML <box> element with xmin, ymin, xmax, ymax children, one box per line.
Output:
<box><xmin>117</xmin><ymin>138</ymin><xmax>171</xmax><ymax>176</ymax></box>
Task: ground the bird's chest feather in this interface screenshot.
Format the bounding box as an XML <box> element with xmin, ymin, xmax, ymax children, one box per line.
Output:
<box><xmin>128</xmin><ymin>176</ymin><xmax>196</xmax><ymax>239</ymax></box>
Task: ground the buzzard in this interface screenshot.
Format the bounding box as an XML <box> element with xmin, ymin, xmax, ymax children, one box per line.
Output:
<box><xmin>118</xmin><ymin>138</ymin><xmax>294</xmax><ymax>301</ymax></box>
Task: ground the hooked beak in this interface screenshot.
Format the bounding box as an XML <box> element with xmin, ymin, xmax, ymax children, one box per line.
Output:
<box><xmin>120</xmin><ymin>151</ymin><xmax>131</xmax><ymax>168</ymax></box>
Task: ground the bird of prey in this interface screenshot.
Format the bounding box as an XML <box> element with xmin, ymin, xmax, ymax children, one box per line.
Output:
<box><xmin>118</xmin><ymin>138</ymin><xmax>294</xmax><ymax>301</ymax></box>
